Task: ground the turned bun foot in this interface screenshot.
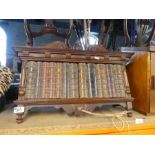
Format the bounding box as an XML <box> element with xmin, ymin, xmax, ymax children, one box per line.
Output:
<box><xmin>127</xmin><ymin>111</ymin><xmax>133</xmax><ymax>117</ymax></box>
<box><xmin>16</xmin><ymin>119</ymin><xmax>23</xmax><ymax>124</ymax></box>
<box><xmin>16</xmin><ymin>113</ymin><xmax>24</xmax><ymax>124</ymax></box>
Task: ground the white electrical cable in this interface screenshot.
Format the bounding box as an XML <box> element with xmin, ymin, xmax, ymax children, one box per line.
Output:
<box><xmin>79</xmin><ymin>109</ymin><xmax>131</xmax><ymax>135</ymax></box>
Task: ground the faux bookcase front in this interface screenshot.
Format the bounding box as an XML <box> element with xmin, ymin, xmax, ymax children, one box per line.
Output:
<box><xmin>13</xmin><ymin>46</ymin><xmax>134</xmax><ymax>123</ymax></box>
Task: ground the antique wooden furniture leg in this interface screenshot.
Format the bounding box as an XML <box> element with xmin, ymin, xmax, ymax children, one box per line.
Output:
<box><xmin>16</xmin><ymin>59</ymin><xmax>26</xmax><ymax>124</ymax></box>
<box><xmin>126</xmin><ymin>101</ymin><xmax>133</xmax><ymax>117</ymax></box>
<box><xmin>126</xmin><ymin>101</ymin><xmax>132</xmax><ymax>110</ymax></box>
<box><xmin>16</xmin><ymin>113</ymin><xmax>24</xmax><ymax>123</ymax></box>
<box><xmin>16</xmin><ymin>111</ymin><xmax>24</xmax><ymax>124</ymax></box>
<box><xmin>15</xmin><ymin>103</ymin><xmax>25</xmax><ymax>124</ymax></box>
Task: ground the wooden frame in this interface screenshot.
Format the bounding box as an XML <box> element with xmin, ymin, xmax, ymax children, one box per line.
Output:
<box><xmin>13</xmin><ymin>46</ymin><xmax>134</xmax><ymax>123</ymax></box>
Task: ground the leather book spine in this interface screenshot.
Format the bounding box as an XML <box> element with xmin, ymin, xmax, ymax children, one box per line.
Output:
<box><xmin>100</xmin><ymin>64</ymin><xmax>108</xmax><ymax>97</ymax></box>
<box><xmin>116</xmin><ymin>65</ymin><xmax>126</xmax><ymax>97</ymax></box>
<box><xmin>79</xmin><ymin>63</ymin><xmax>89</xmax><ymax>98</ymax></box>
<box><xmin>112</xmin><ymin>64</ymin><xmax>120</xmax><ymax>97</ymax></box>
<box><xmin>50</xmin><ymin>62</ymin><xmax>56</xmax><ymax>98</ymax></box>
<box><xmin>88</xmin><ymin>63</ymin><xmax>97</xmax><ymax>98</ymax></box>
<box><xmin>68</xmin><ymin>63</ymin><xmax>79</xmax><ymax>98</ymax></box>
<box><xmin>109</xmin><ymin>64</ymin><xmax>117</xmax><ymax>97</ymax></box>
<box><xmin>62</xmin><ymin>63</ymin><xmax>67</xmax><ymax>98</ymax></box>
<box><xmin>38</xmin><ymin>62</ymin><xmax>42</xmax><ymax>98</ymax></box>
<box><xmin>96</xmin><ymin>64</ymin><xmax>103</xmax><ymax>97</ymax></box>
<box><xmin>105</xmin><ymin>64</ymin><xmax>112</xmax><ymax>97</ymax></box>
<box><xmin>41</xmin><ymin>62</ymin><xmax>47</xmax><ymax>98</ymax></box>
<box><xmin>25</xmin><ymin>61</ymin><xmax>37</xmax><ymax>99</ymax></box>
<box><xmin>45</xmin><ymin>62</ymin><xmax>51</xmax><ymax>98</ymax></box>
<box><xmin>66</xmin><ymin>63</ymin><xmax>70</xmax><ymax>98</ymax></box>
<box><xmin>35</xmin><ymin>62</ymin><xmax>41</xmax><ymax>98</ymax></box>
<box><xmin>55</xmin><ymin>63</ymin><xmax>63</xmax><ymax>98</ymax></box>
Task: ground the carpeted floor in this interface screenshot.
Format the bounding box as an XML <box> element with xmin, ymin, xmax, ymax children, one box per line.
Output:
<box><xmin>0</xmin><ymin>103</ymin><xmax>154</xmax><ymax>134</ymax></box>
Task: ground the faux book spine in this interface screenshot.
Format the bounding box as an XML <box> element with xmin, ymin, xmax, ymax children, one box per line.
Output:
<box><xmin>88</xmin><ymin>63</ymin><xmax>97</xmax><ymax>98</ymax></box>
<box><xmin>25</xmin><ymin>61</ymin><xmax>37</xmax><ymax>99</ymax></box>
<box><xmin>67</xmin><ymin>63</ymin><xmax>79</xmax><ymax>98</ymax></box>
<box><xmin>24</xmin><ymin>61</ymin><xmax>128</xmax><ymax>99</ymax></box>
<box><xmin>79</xmin><ymin>63</ymin><xmax>89</xmax><ymax>98</ymax></box>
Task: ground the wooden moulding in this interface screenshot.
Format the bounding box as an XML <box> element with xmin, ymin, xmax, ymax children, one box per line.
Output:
<box><xmin>13</xmin><ymin>46</ymin><xmax>134</xmax><ymax>65</ymax></box>
<box><xmin>14</xmin><ymin>97</ymin><xmax>134</xmax><ymax>106</ymax></box>
<box><xmin>13</xmin><ymin>46</ymin><xmax>133</xmax><ymax>57</ymax></box>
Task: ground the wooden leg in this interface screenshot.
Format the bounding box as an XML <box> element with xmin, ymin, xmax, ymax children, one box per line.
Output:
<box><xmin>126</xmin><ymin>102</ymin><xmax>133</xmax><ymax>117</ymax></box>
<box><xmin>16</xmin><ymin>113</ymin><xmax>24</xmax><ymax>124</ymax></box>
<box><xmin>126</xmin><ymin>101</ymin><xmax>132</xmax><ymax>110</ymax></box>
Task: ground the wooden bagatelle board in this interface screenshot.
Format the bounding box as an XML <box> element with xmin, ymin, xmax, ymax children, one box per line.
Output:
<box><xmin>13</xmin><ymin>46</ymin><xmax>134</xmax><ymax>123</ymax></box>
<box><xmin>121</xmin><ymin>46</ymin><xmax>155</xmax><ymax>115</ymax></box>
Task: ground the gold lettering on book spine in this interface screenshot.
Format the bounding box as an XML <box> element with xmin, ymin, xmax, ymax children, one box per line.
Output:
<box><xmin>24</xmin><ymin>62</ymin><xmax>128</xmax><ymax>99</ymax></box>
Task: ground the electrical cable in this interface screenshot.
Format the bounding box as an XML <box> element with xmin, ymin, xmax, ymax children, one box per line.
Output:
<box><xmin>78</xmin><ymin>108</ymin><xmax>131</xmax><ymax>135</ymax></box>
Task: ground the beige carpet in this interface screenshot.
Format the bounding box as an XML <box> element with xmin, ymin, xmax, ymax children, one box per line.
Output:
<box><xmin>0</xmin><ymin>103</ymin><xmax>154</xmax><ymax>134</ymax></box>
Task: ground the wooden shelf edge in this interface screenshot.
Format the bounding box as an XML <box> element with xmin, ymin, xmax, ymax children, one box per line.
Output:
<box><xmin>14</xmin><ymin>97</ymin><xmax>134</xmax><ymax>105</ymax></box>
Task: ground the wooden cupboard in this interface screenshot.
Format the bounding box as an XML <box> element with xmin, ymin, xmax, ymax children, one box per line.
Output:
<box><xmin>121</xmin><ymin>46</ymin><xmax>155</xmax><ymax>115</ymax></box>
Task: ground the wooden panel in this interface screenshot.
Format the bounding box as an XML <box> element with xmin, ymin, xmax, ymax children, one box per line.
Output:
<box><xmin>127</xmin><ymin>52</ymin><xmax>150</xmax><ymax>114</ymax></box>
<box><xmin>150</xmin><ymin>52</ymin><xmax>155</xmax><ymax>113</ymax></box>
